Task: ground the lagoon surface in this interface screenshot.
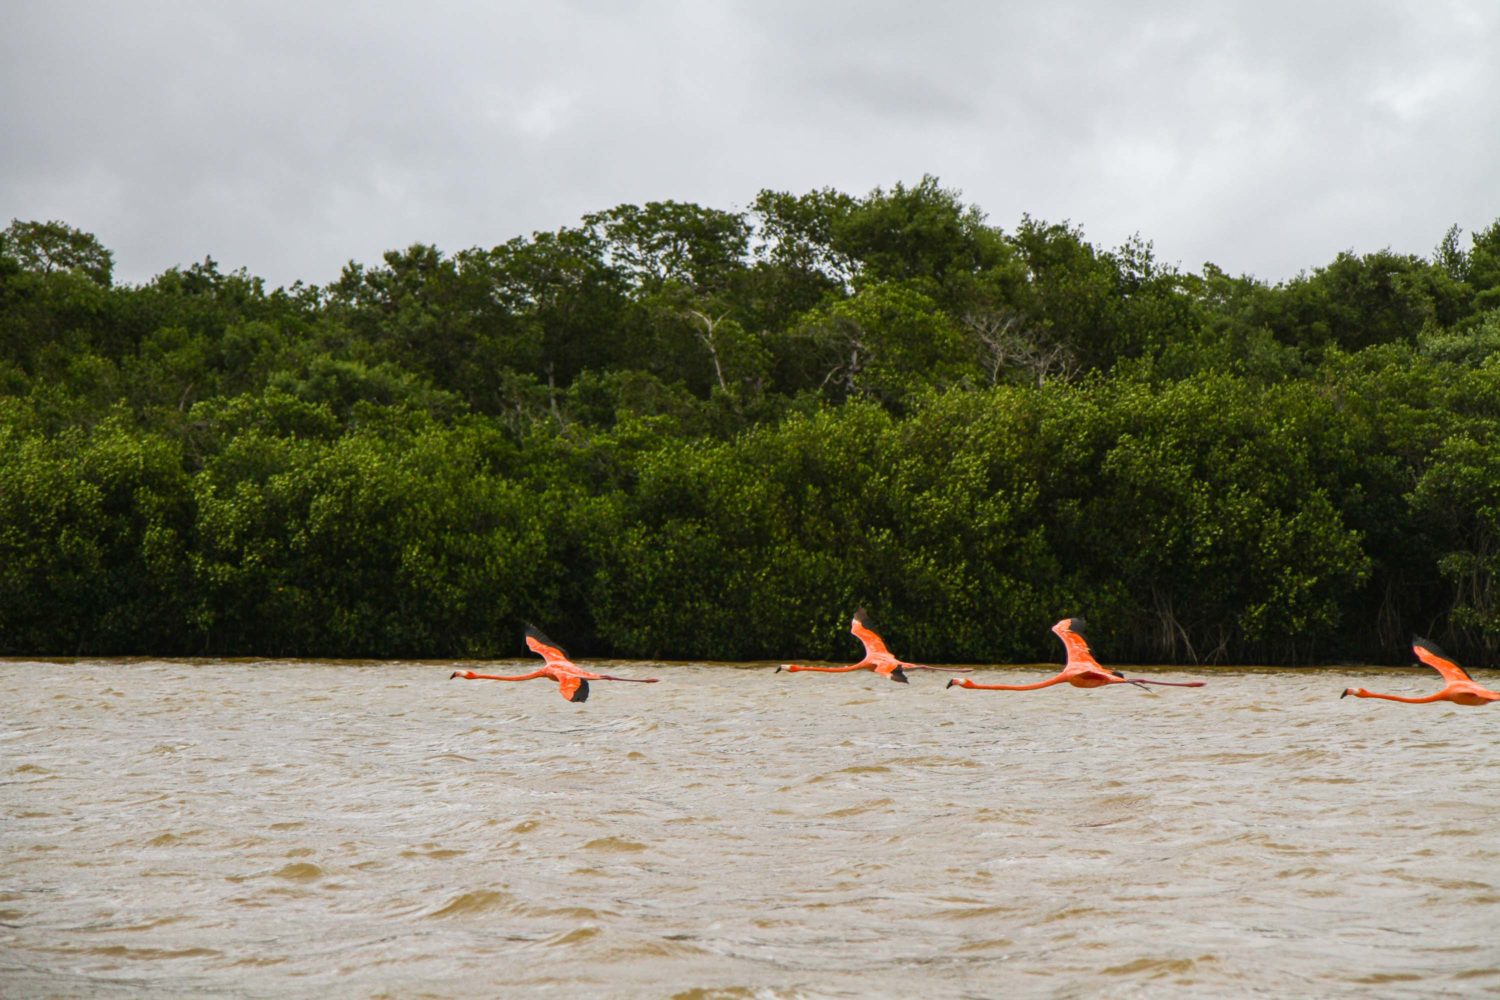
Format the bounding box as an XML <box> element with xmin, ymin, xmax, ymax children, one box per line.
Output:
<box><xmin>3</xmin><ymin>660</ymin><xmax>1499</xmax><ymax>998</ymax></box>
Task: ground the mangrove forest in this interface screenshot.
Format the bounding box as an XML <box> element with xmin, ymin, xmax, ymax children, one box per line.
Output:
<box><xmin>3</xmin><ymin>178</ymin><xmax>1500</xmax><ymax>664</ymax></box>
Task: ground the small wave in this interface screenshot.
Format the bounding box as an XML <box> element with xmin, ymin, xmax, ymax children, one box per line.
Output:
<box><xmin>398</xmin><ymin>843</ymin><xmax>465</xmax><ymax>860</ymax></box>
<box><xmin>1454</xmin><ymin>968</ymin><xmax>1500</xmax><ymax>980</ymax></box>
<box><xmin>823</xmin><ymin>797</ymin><xmax>894</xmax><ymax>818</ymax></box>
<box><xmin>1102</xmin><ymin>955</ymin><xmax>1218</xmax><ymax>977</ymax></box>
<box><xmin>525</xmin><ymin>904</ymin><xmax>610</xmax><ymax>921</ymax></box>
<box><xmin>1274</xmin><ymin>867</ymin><xmax>1323</xmax><ymax>880</ymax></box>
<box><xmin>105</xmin><ymin>915</ymin><xmax>186</xmax><ymax>933</ymax></box>
<box><xmin>583</xmin><ymin>836</ymin><xmax>648</xmax><ymax>853</ymax></box>
<box><xmin>603</xmin><ymin>935</ymin><xmax>708</xmax><ymax>959</ymax></box>
<box><xmin>1350</xmin><ymin>972</ymin><xmax>1423</xmax><ymax>984</ymax></box>
<box><xmin>271</xmin><ymin>862</ymin><xmax>324</xmax><ymax>882</ymax></box>
<box><xmin>547</xmin><ymin>926</ymin><xmax>600</xmax><ymax>947</ymax></box>
<box><xmin>84</xmin><ymin>945</ymin><xmax>222</xmax><ymax>961</ymax></box>
<box><xmin>937</xmin><ymin>904</ymin><xmax>1015</xmax><ymax>920</ymax></box>
<box><xmin>424</xmin><ymin>889</ymin><xmax>516</xmax><ymax>919</ymax></box>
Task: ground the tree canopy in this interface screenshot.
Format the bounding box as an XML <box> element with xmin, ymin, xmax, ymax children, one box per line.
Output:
<box><xmin>3</xmin><ymin>191</ymin><xmax>1500</xmax><ymax>664</ymax></box>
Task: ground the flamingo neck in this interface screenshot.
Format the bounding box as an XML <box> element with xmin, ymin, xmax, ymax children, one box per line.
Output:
<box><xmin>1351</xmin><ymin>688</ymin><xmax>1445</xmax><ymax>704</ymax></box>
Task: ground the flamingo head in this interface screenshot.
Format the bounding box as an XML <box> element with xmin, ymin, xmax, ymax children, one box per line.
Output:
<box><xmin>451</xmin><ymin>670</ymin><xmax>475</xmax><ymax>680</ymax></box>
<box><xmin>1340</xmin><ymin>687</ymin><xmax>1360</xmax><ymax>699</ymax></box>
<box><xmin>946</xmin><ymin>677</ymin><xmax>968</xmax><ymax>689</ymax></box>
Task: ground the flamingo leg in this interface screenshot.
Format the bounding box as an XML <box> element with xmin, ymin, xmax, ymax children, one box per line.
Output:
<box><xmin>593</xmin><ymin>675</ymin><xmax>660</xmax><ymax>683</ymax></box>
<box><xmin>901</xmin><ymin>663</ymin><xmax>973</xmax><ymax>672</ymax></box>
<box><xmin>1121</xmin><ymin>678</ymin><xmax>1206</xmax><ymax>688</ymax></box>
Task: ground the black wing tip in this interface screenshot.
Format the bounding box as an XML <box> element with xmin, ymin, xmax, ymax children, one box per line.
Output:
<box><xmin>1059</xmin><ymin>615</ymin><xmax>1087</xmax><ymax>637</ymax></box>
<box><xmin>890</xmin><ymin>666</ymin><xmax>909</xmax><ymax>684</ymax></box>
<box><xmin>852</xmin><ymin>607</ymin><xmax>872</xmax><ymax>627</ymax></box>
<box><xmin>569</xmin><ymin>679</ymin><xmax>590</xmax><ymax>703</ymax></box>
<box><xmin>1411</xmin><ymin>635</ymin><xmax>1448</xmax><ymax>658</ymax></box>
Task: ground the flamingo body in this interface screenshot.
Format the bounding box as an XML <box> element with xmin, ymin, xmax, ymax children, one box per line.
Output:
<box><xmin>948</xmin><ymin>617</ymin><xmax>1206</xmax><ymax>693</ymax></box>
<box><xmin>1341</xmin><ymin>637</ymin><xmax>1500</xmax><ymax>706</ymax></box>
<box><xmin>776</xmin><ymin>609</ymin><xmax>970</xmax><ymax>683</ymax></box>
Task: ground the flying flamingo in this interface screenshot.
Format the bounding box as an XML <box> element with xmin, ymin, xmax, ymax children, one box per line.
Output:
<box><xmin>947</xmin><ymin>617</ymin><xmax>1206</xmax><ymax>693</ymax></box>
<box><xmin>450</xmin><ymin>625</ymin><xmax>659</xmax><ymax>703</ymax></box>
<box><xmin>1341</xmin><ymin>636</ymin><xmax>1500</xmax><ymax>706</ymax></box>
<box><xmin>775</xmin><ymin>609</ymin><xmax>972</xmax><ymax>683</ymax></box>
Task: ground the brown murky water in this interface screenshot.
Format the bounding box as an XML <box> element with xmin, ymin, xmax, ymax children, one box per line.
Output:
<box><xmin>3</xmin><ymin>660</ymin><xmax>1499</xmax><ymax>998</ymax></box>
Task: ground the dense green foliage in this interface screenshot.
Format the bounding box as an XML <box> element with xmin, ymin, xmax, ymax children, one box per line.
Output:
<box><xmin>4</xmin><ymin>184</ymin><xmax>1500</xmax><ymax>663</ymax></box>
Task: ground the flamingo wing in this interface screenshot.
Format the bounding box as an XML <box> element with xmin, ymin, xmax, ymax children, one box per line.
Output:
<box><xmin>1412</xmin><ymin>636</ymin><xmax>1473</xmax><ymax>683</ymax></box>
<box><xmin>850</xmin><ymin>608</ymin><xmax>893</xmax><ymax>659</ymax></box>
<box><xmin>1056</xmin><ymin>618</ymin><xmax>1102</xmax><ymax>669</ymax></box>
<box><xmin>524</xmin><ymin>624</ymin><xmax>576</xmax><ymax>669</ymax></box>
<box><xmin>557</xmin><ymin>674</ymin><xmax>590</xmax><ymax>703</ymax></box>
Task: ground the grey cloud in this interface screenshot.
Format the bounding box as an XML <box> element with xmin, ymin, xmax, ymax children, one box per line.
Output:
<box><xmin>2</xmin><ymin>1</ymin><xmax>1497</xmax><ymax>287</ymax></box>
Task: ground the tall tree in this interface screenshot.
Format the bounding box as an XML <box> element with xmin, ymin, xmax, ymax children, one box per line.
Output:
<box><xmin>2</xmin><ymin>219</ymin><xmax>114</xmax><ymax>286</ymax></box>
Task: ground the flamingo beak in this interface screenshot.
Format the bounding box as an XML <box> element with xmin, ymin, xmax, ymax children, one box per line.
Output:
<box><xmin>1339</xmin><ymin>688</ymin><xmax>1351</xmax><ymax>699</ymax></box>
<box><xmin>450</xmin><ymin>671</ymin><xmax>461</xmax><ymax>680</ymax></box>
<box><xmin>946</xmin><ymin>678</ymin><xmax>957</xmax><ymax>688</ymax></box>
<box><xmin>773</xmin><ymin>665</ymin><xmax>782</xmax><ymax>673</ymax></box>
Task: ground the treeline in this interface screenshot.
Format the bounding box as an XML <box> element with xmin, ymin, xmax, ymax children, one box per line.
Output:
<box><xmin>2</xmin><ymin>179</ymin><xmax>1500</xmax><ymax>663</ymax></box>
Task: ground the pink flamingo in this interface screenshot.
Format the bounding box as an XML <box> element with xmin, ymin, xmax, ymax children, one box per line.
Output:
<box><xmin>1341</xmin><ymin>637</ymin><xmax>1500</xmax><ymax>706</ymax></box>
<box><xmin>948</xmin><ymin>617</ymin><xmax>1206</xmax><ymax>692</ymax></box>
<box><xmin>776</xmin><ymin>609</ymin><xmax>972</xmax><ymax>684</ymax></box>
<box><xmin>450</xmin><ymin>625</ymin><xmax>659</xmax><ymax>703</ymax></box>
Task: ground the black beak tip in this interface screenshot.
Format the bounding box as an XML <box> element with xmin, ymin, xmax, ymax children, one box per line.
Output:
<box><xmin>946</xmin><ymin>679</ymin><xmax>957</xmax><ymax>688</ymax></box>
<box><xmin>773</xmin><ymin>665</ymin><xmax>782</xmax><ymax>673</ymax></box>
<box><xmin>1340</xmin><ymin>689</ymin><xmax>1350</xmax><ymax>699</ymax></box>
<box><xmin>449</xmin><ymin>671</ymin><xmax>460</xmax><ymax>680</ymax></box>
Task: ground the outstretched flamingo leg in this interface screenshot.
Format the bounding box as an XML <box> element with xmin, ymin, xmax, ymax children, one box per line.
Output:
<box><xmin>776</xmin><ymin>663</ymin><xmax>870</xmax><ymax>674</ymax></box>
<box><xmin>948</xmin><ymin>675</ymin><xmax>1069</xmax><ymax>691</ymax></box>
<box><xmin>901</xmin><ymin>663</ymin><xmax>973</xmax><ymax>673</ymax></box>
<box><xmin>592</xmin><ymin>674</ymin><xmax>661</xmax><ymax>683</ymax></box>
<box><xmin>1121</xmin><ymin>678</ymin><xmax>1206</xmax><ymax>688</ymax></box>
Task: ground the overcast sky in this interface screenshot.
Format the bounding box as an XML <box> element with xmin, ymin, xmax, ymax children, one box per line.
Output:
<box><xmin>4</xmin><ymin>1</ymin><xmax>1497</xmax><ymax>288</ymax></box>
